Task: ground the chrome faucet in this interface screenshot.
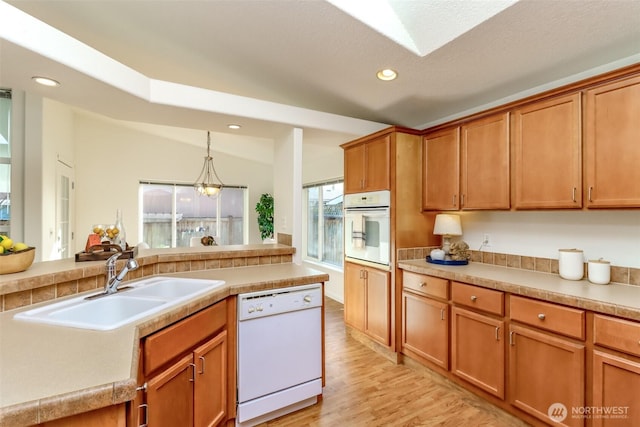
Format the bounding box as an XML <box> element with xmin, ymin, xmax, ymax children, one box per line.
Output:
<box><xmin>104</xmin><ymin>253</ymin><xmax>139</xmax><ymax>294</ymax></box>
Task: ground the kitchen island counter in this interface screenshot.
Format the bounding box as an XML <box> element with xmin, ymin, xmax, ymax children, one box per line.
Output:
<box><xmin>0</xmin><ymin>262</ymin><xmax>329</xmax><ymax>426</ymax></box>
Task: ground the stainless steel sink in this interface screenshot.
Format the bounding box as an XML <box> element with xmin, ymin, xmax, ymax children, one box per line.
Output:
<box><xmin>14</xmin><ymin>277</ymin><xmax>225</xmax><ymax>331</ymax></box>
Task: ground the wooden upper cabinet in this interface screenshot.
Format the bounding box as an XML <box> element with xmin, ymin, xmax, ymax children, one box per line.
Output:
<box><xmin>585</xmin><ymin>74</ymin><xmax>640</xmax><ymax>207</ymax></box>
<box><xmin>344</xmin><ymin>135</ymin><xmax>390</xmax><ymax>193</ymax></box>
<box><xmin>513</xmin><ymin>93</ymin><xmax>582</xmax><ymax>209</ymax></box>
<box><xmin>460</xmin><ymin>112</ymin><xmax>510</xmax><ymax>210</ymax></box>
<box><xmin>423</xmin><ymin>127</ymin><xmax>460</xmax><ymax>210</ymax></box>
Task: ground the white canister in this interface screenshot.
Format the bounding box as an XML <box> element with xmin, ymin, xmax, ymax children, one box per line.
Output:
<box><xmin>558</xmin><ymin>249</ymin><xmax>584</xmax><ymax>280</ymax></box>
<box><xmin>588</xmin><ymin>259</ymin><xmax>611</xmax><ymax>285</ymax></box>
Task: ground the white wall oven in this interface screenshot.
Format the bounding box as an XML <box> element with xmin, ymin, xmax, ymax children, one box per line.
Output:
<box><xmin>344</xmin><ymin>190</ymin><xmax>391</xmax><ymax>267</ymax></box>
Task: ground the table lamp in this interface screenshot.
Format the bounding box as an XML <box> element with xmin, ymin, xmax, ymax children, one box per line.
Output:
<box><xmin>433</xmin><ymin>214</ymin><xmax>462</xmax><ymax>255</ymax></box>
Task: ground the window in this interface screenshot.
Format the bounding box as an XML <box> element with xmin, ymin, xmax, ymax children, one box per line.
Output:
<box><xmin>0</xmin><ymin>90</ymin><xmax>11</xmax><ymax>236</ymax></box>
<box><xmin>305</xmin><ymin>181</ymin><xmax>343</xmax><ymax>267</ymax></box>
<box><xmin>140</xmin><ymin>182</ymin><xmax>246</xmax><ymax>248</ymax></box>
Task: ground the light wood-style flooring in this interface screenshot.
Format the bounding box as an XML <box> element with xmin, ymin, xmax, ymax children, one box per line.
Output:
<box><xmin>263</xmin><ymin>297</ymin><xmax>530</xmax><ymax>427</ymax></box>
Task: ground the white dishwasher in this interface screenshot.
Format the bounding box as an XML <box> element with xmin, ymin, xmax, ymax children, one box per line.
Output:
<box><xmin>236</xmin><ymin>283</ymin><xmax>323</xmax><ymax>426</ymax></box>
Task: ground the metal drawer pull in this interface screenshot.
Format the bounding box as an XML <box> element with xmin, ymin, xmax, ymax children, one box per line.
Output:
<box><xmin>470</xmin><ymin>295</ymin><xmax>477</xmax><ymax>302</ymax></box>
<box><xmin>572</xmin><ymin>187</ymin><xmax>576</xmax><ymax>202</ymax></box>
<box><xmin>495</xmin><ymin>326</ymin><xmax>500</xmax><ymax>341</ymax></box>
<box><xmin>199</xmin><ymin>356</ymin><xmax>206</xmax><ymax>374</ymax></box>
<box><xmin>189</xmin><ymin>363</ymin><xmax>196</xmax><ymax>382</ymax></box>
<box><xmin>452</xmin><ymin>194</ymin><xmax>457</xmax><ymax>206</ymax></box>
<box><xmin>509</xmin><ymin>331</ymin><xmax>515</xmax><ymax>346</ymax></box>
<box><xmin>440</xmin><ymin>309</ymin><xmax>445</xmax><ymax>320</ymax></box>
<box><xmin>420</xmin><ymin>282</ymin><xmax>426</xmax><ymax>287</ymax></box>
<box><xmin>538</xmin><ymin>313</ymin><xmax>546</xmax><ymax>320</ymax></box>
<box><xmin>138</xmin><ymin>403</ymin><xmax>148</xmax><ymax>427</ymax></box>
<box><xmin>588</xmin><ymin>186</ymin><xmax>593</xmax><ymax>202</ymax></box>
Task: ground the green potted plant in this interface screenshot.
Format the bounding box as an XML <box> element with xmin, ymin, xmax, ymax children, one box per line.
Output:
<box><xmin>255</xmin><ymin>193</ymin><xmax>274</xmax><ymax>242</ymax></box>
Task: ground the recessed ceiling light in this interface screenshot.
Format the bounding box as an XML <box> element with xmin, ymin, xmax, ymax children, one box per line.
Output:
<box><xmin>376</xmin><ymin>69</ymin><xmax>397</xmax><ymax>81</ymax></box>
<box><xmin>32</xmin><ymin>76</ymin><xmax>60</xmax><ymax>87</ymax></box>
<box><xmin>227</xmin><ymin>124</ymin><xmax>241</xmax><ymax>130</ymax></box>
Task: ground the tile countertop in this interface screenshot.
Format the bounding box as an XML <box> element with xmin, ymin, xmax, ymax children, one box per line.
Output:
<box><xmin>399</xmin><ymin>259</ymin><xmax>640</xmax><ymax>321</ymax></box>
<box><xmin>0</xmin><ymin>263</ymin><xmax>329</xmax><ymax>426</ymax></box>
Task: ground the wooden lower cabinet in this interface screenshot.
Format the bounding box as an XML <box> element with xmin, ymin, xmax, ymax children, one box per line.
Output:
<box><xmin>146</xmin><ymin>331</ymin><xmax>227</xmax><ymax>427</ymax></box>
<box><xmin>401</xmin><ymin>290</ymin><xmax>448</xmax><ymax>369</ymax></box>
<box><xmin>509</xmin><ymin>324</ymin><xmax>585</xmax><ymax>427</ymax></box>
<box><xmin>134</xmin><ymin>300</ymin><xmax>234</xmax><ymax>427</ymax></box>
<box><xmin>38</xmin><ymin>404</ymin><xmax>126</xmax><ymax>427</ymax></box>
<box><xmin>344</xmin><ymin>262</ymin><xmax>391</xmax><ymax>346</ymax></box>
<box><xmin>592</xmin><ymin>350</ymin><xmax>640</xmax><ymax>427</ymax></box>
<box><xmin>451</xmin><ymin>307</ymin><xmax>504</xmax><ymax>398</ymax></box>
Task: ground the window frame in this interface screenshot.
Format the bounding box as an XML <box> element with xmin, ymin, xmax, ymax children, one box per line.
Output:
<box><xmin>303</xmin><ymin>179</ymin><xmax>343</xmax><ymax>269</ymax></box>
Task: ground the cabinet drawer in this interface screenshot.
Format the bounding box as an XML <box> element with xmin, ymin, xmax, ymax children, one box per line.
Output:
<box><xmin>594</xmin><ymin>314</ymin><xmax>640</xmax><ymax>357</ymax></box>
<box><xmin>451</xmin><ymin>281</ymin><xmax>504</xmax><ymax>316</ymax></box>
<box><xmin>510</xmin><ymin>295</ymin><xmax>585</xmax><ymax>340</ymax></box>
<box><xmin>403</xmin><ymin>271</ymin><xmax>448</xmax><ymax>300</ymax></box>
<box><xmin>143</xmin><ymin>300</ymin><xmax>227</xmax><ymax>376</ymax></box>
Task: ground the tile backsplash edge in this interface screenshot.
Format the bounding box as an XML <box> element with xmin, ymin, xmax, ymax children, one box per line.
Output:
<box><xmin>397</xmin><ymin>247</ymin><xmax>640</xmax><ymax>287</ymax></box>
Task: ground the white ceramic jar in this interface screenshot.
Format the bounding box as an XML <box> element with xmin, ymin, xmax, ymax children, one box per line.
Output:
<box><xmin>558</xmin><ymin>249</ymin><xmax>584</xmax><ymax>280</ymax></box>
<box><xmin>588</xmin><ymin>259</ymin><xmax>611</xmax><ymax>285</ymax></box>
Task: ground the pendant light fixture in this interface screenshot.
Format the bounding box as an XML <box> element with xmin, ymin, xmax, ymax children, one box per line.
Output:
<box><xmin>193</xmin><ymin>131</ymin><xmax>224</xmax><ymax>197</ymax></box>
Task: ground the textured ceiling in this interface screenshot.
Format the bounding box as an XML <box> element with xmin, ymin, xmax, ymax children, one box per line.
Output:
<box><xmin>1</xmin><ymin>0</ymin><xmax>640</xmax><ymax>152</ymax></box>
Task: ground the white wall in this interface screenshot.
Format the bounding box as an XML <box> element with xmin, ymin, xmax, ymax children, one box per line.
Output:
<box><xmin>273</xmin><ymin>128</ymin><xmax>303</xmax><ymax>263</ymax></box>
<box><xmin>459</xmin><ymin>210</ymin><xmax>640</xmax><ymax>268</ymax></box>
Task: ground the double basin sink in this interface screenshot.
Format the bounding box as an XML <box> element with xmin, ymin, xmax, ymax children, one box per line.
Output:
<box><xmin>14</xmin><ymin>277</ymin><xmax>226</xmax><ymax>331</ymax></box>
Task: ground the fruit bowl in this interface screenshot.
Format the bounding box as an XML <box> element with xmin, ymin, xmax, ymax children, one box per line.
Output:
<box><xmin>0</xmin><ymin>247</ymin><xmax>36</xmax><ymax>274</ymax></box>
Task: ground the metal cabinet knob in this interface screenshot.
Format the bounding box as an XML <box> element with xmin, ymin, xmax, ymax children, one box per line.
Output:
<box><xmin>419</xmin><ymin>282</ymin><xmax>426</xmax><ymax>287</ymax></box>
<box><xmin>538</xmin><ymin>313</ymin><xmax>546</xmax><ymax>320</ymax></box>
<box><xmin>470</xmin><ymin>295</ymin><xmax>477</xmax><ymax>302</ymax></box>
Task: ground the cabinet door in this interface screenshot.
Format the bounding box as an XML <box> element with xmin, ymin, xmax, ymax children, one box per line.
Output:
<box><xmin>194</xmin><ymin>331</ymin><xmax>228</xmax><ymax>427</ymax></box>
<box><xmin>451</xmin><ymin>307</ymin><xmax>505</xmax><ymax>399</ymax></box>
<box><xmin>146</xmin><ymin>354</ymin><xmax>195</xmax><ymax>427</ymax></box>
<box><xmin>344</xmin><ymin>262</ymin><xmax>365</xmax><ymax>330</ymax></box>
<box><xmin>460</xmin><ymin>113</ymin><xmax>510</xmax><ymax>210</ymax></box>
<box><xmin>592</xmin><ymin>350</ymin><xmax>640</xmax><ymax>427</ymax></box>
<box><xmin>344</xmin><ymin>144</ymin><xmax>366</xmax><ymax>193</ymax></box>
<box><xmin>513</xmin><ymin>93</ymin><xmax>582</xmax><ymax>209</ymax></box>
<box><xmin>364</xmin><ymin>267</ymin><xmax>391</xmax><ymax>346</ymax></box>
<box><xmin>509</xmin><ymin>325</ymin><xmax>585</xmax><ymax>427</ymax></box>
<box><xmin>364</xmin><ymin>135</ymin><xmax>391</xmax><ymax>192</ymax></box>
<box><xmin>585</xmin><ymin>75</ymin><xmax>640</xmax><ymax>207</ymax></box>
<box><xmin>402</xmin><ymin>291</ymin><xmax>449</xmax><ymax>369</ymax></box>
<box><xmin>423</xmin><ymin>127</ymin><xmax>460</xmax><ymax>210</ymax></box>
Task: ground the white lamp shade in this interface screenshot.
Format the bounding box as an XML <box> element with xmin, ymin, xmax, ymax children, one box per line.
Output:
<box><xmin>433</xmin><ymin>214</ymin><xmax>462</xmax><ymax>236</ymax></box>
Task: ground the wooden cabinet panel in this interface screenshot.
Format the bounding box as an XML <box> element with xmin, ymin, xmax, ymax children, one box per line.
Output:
<box><xmin>344</xmin><ymin>262</ymin><xmax>390</xmax><ymax>346</ymax></box>
<box><xmin>194</xmin><ymin>331</ymin><xmax>228</xmax><ymax>427</ymax></box>
<box><xmin>365</xmin><ymin>135</ymin><xmax>391</xmax><ymax>192</ymax></box>
<box><xmin>451</xmin><ymin>307</ymin><xmax>504</xmax><ymax>398</ymax></box>
<box><xmin>344</xmin><ymin>136</ymin><xmax>390</xmax><ymax>193</ymax></box>
<box><xmin>344</xmin><ymin>143</ymin><xmax>366</xmax><ymax>193</ymax></box>
<box><xmin>593</xmin><ymin>314</ymin><xmax>640</xmax><ymax>358</ymax></box>
<box><xmin>39</xmin><ymin>404</ymin><xmax>126</xmax><ymax>427</ymax></box>
<box><xmin>403</xmin><ymin>271</ymin><xmax>448</xmax><ymax>300</ymax></box>
<box><xmin>344</xmin><ymin>262</ymin><xmax>366</xmax><ymax>330</ymax></box>
<box><xmin>423</xmin><ymin>127</ymin><xmax>460</xmax><ymax>210</ymax></box>
<box><xmin>401</xmin><ymin>291</ymin><xmax>449</xmax><ymax>369</ymax></box>
<box><xmin>592</xmin><ymin>350</ymin><xmax>640</xmax><ymax>427</ymax></box>
<box><xmin>460</xmin><ymin>112</ymin><xmax>510</xmax><ymax>209</ymax></box>
<box><xmin>510</xmin><ymin>295</ymin><xmax>585</xmax><ymax>340</ymax></box>
<box><xmin>146</xmin><ymin>354</ymin><xmax>195</xmax><ymax>427</ymax></box>
<box><xmin>513</xmin><ymin>93</ymin><xmax>582</xmax><ymax>208</ymax></box>
<box><xmin>509</xmin><ymin>324</ymin><xmax>585</xmax><ymax>427</ymax></box>
<box><xmin>451</xmin><ymin>281</ymin><xmax>503</xmax><ymax>316</ymax></box>
<box><xmin>365</xmin><ymin>267</ymin><xmax>391</xmax><ymax>346</ymax></box>
<box><xmin>144</xmin><ymin>301</ymin><xmax>227</xmax><ymax>376</ymax></box>
<box><xmin>585</xmin><ymin>74</ymin><xmax>640</xmax><ymax>207</ymax></box>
